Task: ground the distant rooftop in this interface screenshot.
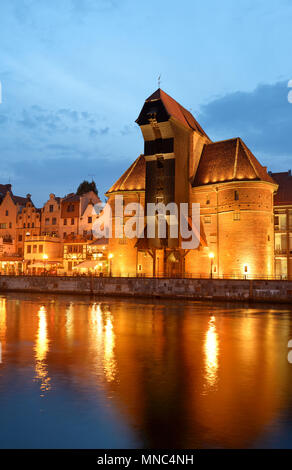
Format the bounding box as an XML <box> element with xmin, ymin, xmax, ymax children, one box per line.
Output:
<box><xmin>270</xmin><ymin>171</ymin><xmax>292</xmax><ymax>206</ymax></box>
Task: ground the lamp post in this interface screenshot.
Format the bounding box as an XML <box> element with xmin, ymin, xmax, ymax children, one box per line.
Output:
<box><xmin>108</xmin><ymin>253</ymin><xmax>114</xmax><ymax>277</ymax></box>
<box><xmin>209</xmin><ymin>252</ymin><xmax>215</xmax><ymax>279</ymax></box>
<box><xmin>244</xmin><ymin>264</ymin><xmax>249</xmax><ymax>280</ymax></box>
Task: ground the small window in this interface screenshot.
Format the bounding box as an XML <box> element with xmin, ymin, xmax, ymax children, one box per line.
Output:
<box><xmin>138</xmin><ymin>264</ymin><xmax>142</xmax><ymax>271</ymax></box>
<box><xmin>27</xmin><ymin>245</ymin><xmax>31</xmax><ymax>254</ymax></box>
<box><xmin>63</xmin><ymin>232</ymin><xmax>67</xmax><ymax>239</ymax></box>
<box><xmin>9</xmin><ymin>222</ymin><xmax>12</xmax><ymax>228</ymax></box>
<box><xmin>64</xmin><ymin>219</ymin><xmax>67</xmax><ymax>225</ymax></box>
<box><xmin>71</xmin><ymin>218</ymin><xmax>74</xmax><ymax>225</ymax></box>
<box><xmin>233</xmin><ymin>212</ymin><xmax>240</xmax><ymax>221</ymax></box>
<box><xmin>204</xmin><ymin>216</ymin><xmax>211</xmax><ymax>224</ymax></box>
<box><xmin>39</xmin><ymin>245</ymin><xmax>43</xmax><ymax>253</ymax></box>
<box><xmin>33</xmin><ymin>245</ymin><xmax>37</xmax><ymax>253</ymax></box>
<box><xmin>5</xmin><ymin>210</ymin><xmax>8</xmax><ymax>216</ymax></box>
<box><xmin>27</xmin><ymin>223</ymin><xmax>30</xmax><ymax>228</ymax></box>
<box><xmin>32</xmin><ymin>222</ymin><xmax>34</xmax><ymax>228</ymax></box>
<box><xmin>23</xmin><ymin>223</ymin><xmax>26</xmax><ymax>228</ymax></box>
<box><xmin>268</xmin><ymin>235</ymin><xmax>271</xmax><ymax>242</ymax></box>
<box><xmin>18</xmin><ymin>235</ymin><xmax>22</xmax><ymax>241</ymax></box>
<box><xmin>49</xmin><ymin>205</ymin><xmax>54</xmax><ymax>212</ymax></box>
<box><xmin>206</xmin><ymin>199</ymin><xmax>210</xmax><ymax>205</ymax></box>
<box><xmin>88</xmin><ymin>216</ymin><xmax>92</xmax><ymax>224</ymax></box>
<box><xmin>52</xmin><ymin>217</ymin><xmax>57</xmax><ymax>225</ymax></box>
<box><xmin>234</xmin><ymin>190</ymin><xmax>239</xmax><ymax>201</ymax></box>
<box><xmin>45</xmin><ymin>218</ymin><xmax>50</xmax><ymax>225</ymax></box>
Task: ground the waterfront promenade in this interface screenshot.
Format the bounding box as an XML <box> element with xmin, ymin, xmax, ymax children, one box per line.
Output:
<box><xmin>0</xmin><ymin>275</ymin><xmax>291</xmax><ymax>304</ymax></box>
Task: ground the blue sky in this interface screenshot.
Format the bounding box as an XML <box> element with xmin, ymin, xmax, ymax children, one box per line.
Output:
<box><xmin>0</xmin><ymin>0</ymin><xmax>292</xmax><ymax>206</ymax></box>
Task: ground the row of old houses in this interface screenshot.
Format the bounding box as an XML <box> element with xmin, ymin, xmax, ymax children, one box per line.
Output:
<box><xmin>0</xmin><ymin>184</ymin><xmax>110</xmax><ymax>275</ymax></box>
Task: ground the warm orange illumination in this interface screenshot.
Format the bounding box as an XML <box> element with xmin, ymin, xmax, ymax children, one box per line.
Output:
<box><xmin>108</xmin><ymin>253</ymin><xmax>114</xmax><ymax>259</ymax></box>
<box><xmin>43</xmin><ymin>254</ymin><xmax>48</xmax><ymax>260</ymax></box>
<box><xmin>209</xmin><ymin>252</ymin><xmax>215</xmax><ymax>259</ymax></box>
<box><xmin>204</xmin><ymin>316</ymin><xmax>219</xmax><ymax>389</ymax></box>
<box><xmin>34</xmin><ymin>306</ymin><xmax>51</xmax><ymax>394</ymax></box>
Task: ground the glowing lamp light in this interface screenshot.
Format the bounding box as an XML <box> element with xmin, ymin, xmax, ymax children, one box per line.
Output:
<box><xmin>108</xmin><ymin>253</ymin><xmax>114</xmax><ymax>259</ymax></box>
<box><xmin>209</xmin><ymin>252</ymin><xmax>215</xmax><ymax>259</ymax></box>
<box><xmin>43</xmin><ymin>254</ymin><xmax>48</xmax><ymax>260</ymax></box>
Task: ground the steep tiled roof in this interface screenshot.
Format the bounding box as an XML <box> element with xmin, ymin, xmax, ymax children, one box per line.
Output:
<box><xmin>11</xmin><ymin>194</ymin><xmax>30</xmax><ymax>206</ymax></box>
<box><xmin>271</xmin><ymin>171</ymin><xmax>292</xmax><ymax>206</ymax></box>
<box><xmin>193</xmin><ymin>138</ymin><xmax>276</xmax><ymax>187</ymax></box>
<box><xmin>106</xmin><ymin>155</ymin><xmax>146</xmax><ymax>195</ymax></box>
<box><xmin>137</xmin><ymin>88</ymin><xmax>210</xmax><ymax>138</ymax></box>
<box><xmin>62</xmin><ymin>193</ymin><xmax>80</xmax><ymax>202</ymax></box>
<box><xmin>0</xmin><ymin>184</ymin><xmax>12</xmax><ymax>200</ymax></box>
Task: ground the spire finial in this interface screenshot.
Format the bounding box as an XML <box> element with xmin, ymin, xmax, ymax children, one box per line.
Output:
<box><xmin>158</xmin><ymin>74</ymin><xmax>161</xmax><ymax>88</ymax></box>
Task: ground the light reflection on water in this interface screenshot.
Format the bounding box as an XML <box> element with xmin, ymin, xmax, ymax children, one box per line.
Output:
<box><xmin>34</xmin><ymin>305</ymin><xmax>51</xmax><ymax>395</ymax></box>
<box><xmin>204</xmin><ymin>316</ymin><xmax>219</xmax><ymax>390</ymax></box>
<box><xmin>0</xmin><ymin>293</ymin><xmax>292</xmax><ymax>449</ymax></box>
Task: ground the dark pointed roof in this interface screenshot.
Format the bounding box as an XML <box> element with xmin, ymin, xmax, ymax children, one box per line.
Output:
<box><xmin>193</xmin><ymin>138</ymin><xmax>276</xmax><ymax>187</ymax></box>
<box><xmin>271</xmin><ymin>171</ymin><xmax>292</xmax><ymax>205</ymax></box>
<box><xmin>136</xmin><ymin>88</ymin><xmax>210</xmax><ymax>138</ymax></box>
<box><xmin>106</xmin><ymin>155</ymin><xmax>146</xmax><ymax>195</ymax></box>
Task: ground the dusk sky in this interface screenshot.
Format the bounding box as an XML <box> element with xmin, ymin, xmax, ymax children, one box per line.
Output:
<box><xmin>0</xmin><ymin>0</ymin><xmax>292</xmax><ymax>207</ymax></box>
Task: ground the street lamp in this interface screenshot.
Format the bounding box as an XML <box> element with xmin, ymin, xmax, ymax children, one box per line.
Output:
<box><xmin>244</xmin><ymin>264</ymin><xmax>249</xmax><ymax>280</ymax></box>
<box><xmin>108</xmin><ymin>253</ymin><xmax>114</xmax><ymax>276</ymax></box>
<box><xmin>209</xmin><ymin>252</ymin><xmax>215</xmax><ymax>279</ymax></box>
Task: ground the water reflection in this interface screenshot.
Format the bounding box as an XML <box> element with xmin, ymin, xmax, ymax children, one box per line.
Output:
<box><xmin>90</xmin><ymin>303</ymin><xmax>117</xmax><ymax>383</ymax></box>
<box><xmin>0</xmin><ymin>298</ymin><xmax>6</xmax><ymax>339</ymax></box>
<box><xmin>0</xmin><ymin>298</ymin><xmax>6</xmax><ymax>362</ymax></box>
<box><xmin>34</xmin><ymin>305</ymin><xmax>51</xmax><ymax>395</ymax></box>
<box><xmin>0</xmin><ymin>295</ymin><xmax>292</xmax><ymax>449</ymax></box>
<box><xmin>204</xmin><ymin>315</ymin><xmax>219</xmax><ymax>389</ymax></box>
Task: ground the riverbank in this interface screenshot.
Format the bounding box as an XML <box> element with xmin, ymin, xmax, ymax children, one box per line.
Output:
<box><xmin>0</xmin><ymin>275</ymin><xmax>292</xmax><ymax>303</ymax></box>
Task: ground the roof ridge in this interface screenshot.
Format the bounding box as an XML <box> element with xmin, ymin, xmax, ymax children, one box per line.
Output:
<box><xmin>207</xmin><ymin>137</ymin><xmax>239</xmax><ymax>146</ymax></box>
<box><xmin>233</xmin><ymin>138</ymin><xmax>240</xmax><ymax>179</ymax></box>
<box><xmin>238</xmin><ymin>138</ymin><xmax>260</xmax><ymax>179</ymax></box>
<box><xmin>120</xmin><ymin>155</ymin><xmax>140</xmax><ymax>190</ymax></box>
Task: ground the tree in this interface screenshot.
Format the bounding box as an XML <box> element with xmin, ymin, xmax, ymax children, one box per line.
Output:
<box><xmin>76</xmin><ymin>180</ymin><xmax>98</xmax><ymax>196</ymax></box>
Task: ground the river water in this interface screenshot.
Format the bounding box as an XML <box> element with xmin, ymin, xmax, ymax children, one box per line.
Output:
<box><xmin>0</xmin><ymin>293</ymin><xmax>292</xmax><ymax>449</ymax></box>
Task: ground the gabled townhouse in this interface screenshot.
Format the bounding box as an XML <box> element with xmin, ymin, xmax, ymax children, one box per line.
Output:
<box><xmin>15</xmin><ymin>195</ymin><xmax>41</xmax><ymax>255</ymax></box>
<box><xmin>60</xmin><ymin>190</ymin><xmax>101</xmax><ymax>240</ymax></box>
<box><xmin>41</xmin><ymin>193</ymin><xmax>61</xmax><ymax>237</ymax></box>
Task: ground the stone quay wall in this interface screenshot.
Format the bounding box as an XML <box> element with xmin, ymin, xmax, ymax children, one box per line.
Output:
<box><xmin>0</xmin><ymin>275</ymin><xmax>292</xmax><ymax>304</ymax></box>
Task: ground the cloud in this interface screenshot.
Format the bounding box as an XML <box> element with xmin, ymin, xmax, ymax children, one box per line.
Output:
<box><xmin>89</xmin><ymin>127</ymin><xmax>109</xmax><ymax>138</ymax></box>
<box><xmin>6</xmin><ymin>155</ymin><xmax>131</xmax><ymax>207</ymax></box>
<box><xmin>198</xmin><ymin>80</ymin><xmax>292</xmax><ymax>169</ymax></box>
